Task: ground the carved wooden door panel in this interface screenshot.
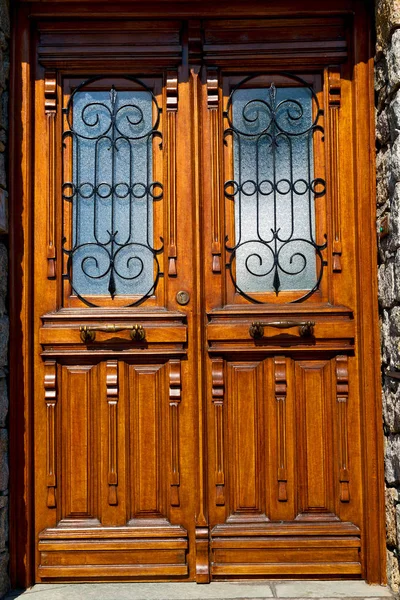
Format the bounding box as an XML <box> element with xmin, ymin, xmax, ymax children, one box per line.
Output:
<box><xmin>27</xmin><ymin>4</ymin><xmax>384</xmax><ymax>586</ymax></box>
<box><xmin>200</xmin><ymin>14</ymin><xmax>381</xmax><ymax>581</ymax></box>
<box><xmin>33</xmin><ymin>22</ymin><xmax>202</xmax><ymax>581</ymax></box>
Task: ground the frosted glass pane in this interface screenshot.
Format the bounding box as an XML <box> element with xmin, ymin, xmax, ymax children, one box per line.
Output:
<box><xmin>68</xmin><ymin>88</ymin><xmax>156</xmax><ymax>299</ymax></box>
<box><xmin>230</xmin><ymin>86</ymin><xmax>321</xmax><ymax>296</ymax></box>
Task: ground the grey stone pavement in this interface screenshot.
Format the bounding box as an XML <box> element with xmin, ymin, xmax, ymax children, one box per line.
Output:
<box><xmin>3</xmin><ymin>581</ymin><xmax>397</xmax><ymax>600</ymax></box>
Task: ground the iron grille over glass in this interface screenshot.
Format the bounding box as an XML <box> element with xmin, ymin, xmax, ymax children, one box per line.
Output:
<box><xmin>224</xmin><ymin>73</ymin><xmax>327</xmax><ymax>303</ymax></box>
<box><xmin>62</xmin><ymin>76</ymin><xmax>163</xmax><ymax>307</ymax></box>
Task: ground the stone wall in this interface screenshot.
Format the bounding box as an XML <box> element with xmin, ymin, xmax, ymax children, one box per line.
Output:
<box><xmin>376</xmin><ymin>0</ymin><xmax>400</xmax><ymax>593</ymax></box>
<box><xmin>0</xmin><ymin>0</ymin><xmax>9</xmax><ymax>597</ymax></box>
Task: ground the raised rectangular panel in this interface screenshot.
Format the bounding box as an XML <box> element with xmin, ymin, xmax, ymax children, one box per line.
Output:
<box><xmin>295</xmin><ymin>360</ymin><xmax>335</xmax><ymax>519</ymax></box>
<box><xmin>128</xmin><ymin>364</ymin><xmax>167</xmax><ymax>520</ymax></box>
<box><xmin>61</xmin><ymin>364</ymin><xmax>99</xmax><ymax>520</ymax></box>
<box><xmin>227</xmin><ymin>361</ymin><xmax>267</xmax><ymax>521</ymax></box>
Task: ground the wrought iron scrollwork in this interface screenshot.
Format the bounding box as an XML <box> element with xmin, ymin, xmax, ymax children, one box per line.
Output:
<box><xmin>62</xmin><ymin>75</ymin><xmax>163</xmax><ymax>306</ymax></box>
<box><xmin>224</xmin><ymin>73</ymin><xmax>327</xmax><ymax>303</ymax></box>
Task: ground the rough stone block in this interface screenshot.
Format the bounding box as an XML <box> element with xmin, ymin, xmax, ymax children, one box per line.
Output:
<box><xmin>0</xmin><ymin>317</ymin><xmax>7</xmax><ymax>369</ymax></box>
<box><xmin>0</xmin><ymin>378</ymin><xmax>7</xmax><ymax>430</ymax></box>
<box><xmin>386</xmin><ymin>487</ymin><xmax>398</xmax><ymax>547</ymax></box>
<box><xmin>0</xmin><ymin>153</ymin><xmax>6</xmax><ymax>190</ymax></box>
<box><xmin>387</xmin><ymin>548</ymin><xmax>400</xmax><ymax>593</ymax></box>
<box><xmin>0</xmin><ymin>551</ymin><xmax>9</xmax><ymax>599</ymax></box>
<box><xmin>389</xmin><ymin>89</ymin><xmax>400</xmax><ymax>138</ymax></box>
<box><xmin>383</xmin><ymin>377</ymin><xmax>400</xmax><ymax>433</ymax></box>
<box><xmin>376</xmin><ymin>56</ymin><xmax>389</xmax><ymax>95</ymax></box>
<box><xmin>376</xmin><ymin>0</ymin><xmax>400</xmax><ymax>50</ymax></box>
<box><xmin>397</xmin><ymin>504</ymin><xmax>400</xmax><ymax>553</ymax></box>
<box><xmin>385</xmin><ymin>434</ymin><xmax>400</xmax><ymax>486</ymax></box>
<box><xmin>377</xmin><ymin>108</ymin><xmax>391</xmax><ymax>147</ymax></box>
<box><xmin>0</xmin><ymin>244</ymin><xmax>7</xmax><ymax>315</ymax></box>
<box><xmin>0</xmin><ymin>429</ymin><xmax>8</xmax><ymax>493</ymax></box>
<box><xmin>383</xmin><ymin>184</ymin><xmax>400</xmax><ymax>255</ymax></box>
<box><xmin>387</xmin><ymin>29</ymin><xmax>400</xmax><ymax>91</ymax></box>
<box><xmin>1</xmin><ymin>91</ymin><xmax>8</xmax><ymax>132</ymax></box>
<box><xmin>0</xmin><ymin>496</ymin><xmax>8</xmax><ymax>552</ymax></box>
<box><xmin>0</xmin><ymin>189</ymin><xmax>7</xmax><ymax>236</ymax></box>
<box><xmin>379</xmin><ymin>262</ymin><xmax>396</xmax><ymax>308</ymax></box>
<box><xmin>381</xmin><ymin>309</ymin><xmax>400</xmax><ymax>367</ymax></box>
<box><xmin>377</xmin><ymin>146</ymin><xmax>392</xmax><ymax>205</ymax></box>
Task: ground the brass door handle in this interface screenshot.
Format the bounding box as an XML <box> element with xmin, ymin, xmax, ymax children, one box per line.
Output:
<box><xmin>249</xmin><ymin>320</ymin><xmax>315</xmax><ymax>340</ymax></box>
<box><xmin>80</xmin><ymin>324</ymin><xmax>146</xmax><ymax>343</ymax></box>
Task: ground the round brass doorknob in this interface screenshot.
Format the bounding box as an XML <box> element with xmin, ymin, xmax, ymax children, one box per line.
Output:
<box><xmin>176</xmin><ymin>290</ymin><xmax>190</xmax><ymax>305</ymax></box>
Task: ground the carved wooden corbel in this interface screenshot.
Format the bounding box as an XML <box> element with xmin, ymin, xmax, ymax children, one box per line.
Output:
<box><xmin>207</xmin><ymin>69</ymin><xmax>222</xmax><ymax>273</ymax></box>
<box><xmin>166</xmin><ymin>72</ymin><xmax>178</xmax><ymax>276</ymax></box>
<box><xmin>274</xmin><ymin>357</ymin><xmax>288</xmax><ymax>502</ymax></box>
<box><xmin>327</xmin><ymin>67</ymin><xmax>343</xmax><ymax>273</ymax></box>
<box><xmin>169</xmin><ymin>359</ymin><xmax>181</xmax><ymax>506</ymax></box>
<box><xmin>45</xmin><ymin>71</ymin><xmax>57</xmax><ymax>279</ymax></box>
<box><xmin>44</xmin><ymin>361</ymin><xmax>57</xmax><ymax>508</ymax></box>
<box><xmin>106</xmin><ymin>361</ymin><xmax>118</xmax><ymax>506</ymax></box>
<box><xmin>195</xmin><ymin>526</ymin><xmax>210</xmax><ymax>583</ymax></box>
<box><xmin>212</xmin><ymin>358</ymin><xmax>225</xmax><ymax>505</ymax></box>
<box><xmin>336</xmin><ymin>355</ymin><xmax>350</xmax><ymax>502</ymax></box>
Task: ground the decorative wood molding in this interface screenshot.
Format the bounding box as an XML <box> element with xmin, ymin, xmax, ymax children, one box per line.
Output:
<box><xmin>44</xmin><ymin>361</ymin><xmax>57</xmax><ymax>508</ymax></box>
<box><xmin>166</xmin><ymin>72</ymin><xmax>178</xmax><ymax>277</ymax></box>
<box><xmin>45</xmin><ymin>71</ymin><xmax>57</xmax><ymax>279</ymax></box>
<box><xmin>169</xmin><ymin>360</ymin><xmax>181</xmax><ymax>506</ymax></box>
<box><xmin>274</xmin><ymin>357</ymin><xmax>288</xmax><ymax>502</ymax></box>
<box><xmin>106</xmin><ymin>361</ymin><xmax>118</xmax><ymax>506</ymax></box>
<box><xmin>207</xmin><ymin>69</ymin><xmax>222</xmax><ymax>273</ymax></box>
<box><xmin>326</xmin><ymin>67</ymin><xmax>342</xmax><ymax>273</ymax></box>
<box><xmin>328</xmin><ymin>69</ymin><xmax>342</xmax><ymax>108</ymax></box>
<box><xmin>44</xmin><ymin>71</ymin><xmax>57</xmax><ymax>113</ymax></box>
<box><xmin>336</xmin><ymin>355</ymin><xmax>350</xmax><ymax>503</ymax></box>
<box><xmin>187</xmin><ymin>20</ymin><xmax>202</xmax><ymax>64</ymax></box>
<box><xmin>207</xmin><ymin>69</ymin><xmax>219</xmax><ymax>110</ymax></box>
<box><xmin>211</xmin><ymin>358</ymin><xmax>225</xmax><ymax>505</ymax></box>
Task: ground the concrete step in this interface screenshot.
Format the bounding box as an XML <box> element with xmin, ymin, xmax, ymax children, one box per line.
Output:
<box><xmin>4</xmin><ymin>581</ymin><xmax>396</xmax><ymax>600</ymax></box>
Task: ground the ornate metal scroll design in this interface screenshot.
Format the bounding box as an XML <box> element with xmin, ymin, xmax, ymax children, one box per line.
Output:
<box><xmin>169</xmin><ymin>360</ymin><xmax>181</xmax><ymax>506</ymax></box>
<box><xmin>106</xmin><ymin>361</ymin><xmax>118</xmax><ymax>506</ymax></box>
<box><xmin>224</xmin><ymin>73</ymin><xmax>327</xmax><ymax>303</ymax></box>
<box><xmin>274</xmin><ymin>357</ymin><xmax>288</xmax><ymax>502</ymax></box>
<box><xmin>166</xmin><ymin>72</ymin><xmax>178</xmax><ymax>276</ymax></box>
<box><xmin>62</xmin><ymin>75</ymin><xmax>163</xmax><ymax>307</ymax></box>
<box><xmin>45</xmin><ymin>71</ymin><xmax>57</xmax><ymax>279</ymax></box>
<box><xmin>208</xmin><ymin>69</ymin><xmax>222</xmax><ymax>273</ymax></box>
<box><xmin>44</xmin><ymin>361</ymin><xmax>57</xmax><ymax>508</ymax></box>
<box><xmin>336</xmin><ymin>355</ymin><xmax>350</xmax><ymax>502</ymax></box>
<box><xmin>327</xmin><ymin>67</ymin><xmax>343</xmax><ymax>272</ymax></box>
<box><xmin>212</xmin><ymin>358</ymin><xmax>225</xmax><ymax>505</ymax></box>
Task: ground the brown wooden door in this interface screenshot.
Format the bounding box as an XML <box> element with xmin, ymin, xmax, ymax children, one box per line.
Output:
<box><xmin>25</xmin><ymin>2</ymin><xmax>385</xmax><ymax>585</ymax></box>
<box><xmin>201</xmin><ymin>64</ymin><xmax>364</xmax><ymax>577</ymax></box>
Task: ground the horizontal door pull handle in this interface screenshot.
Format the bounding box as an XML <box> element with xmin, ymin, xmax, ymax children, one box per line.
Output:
<box><xmin>80</xmin><ymin>324</ymin><xmax>146</xmax><ymax>343</ymax></box>
<box><xmin>249</xmin><ymin>321</ymin><xmax>315</xmax><ymax>340</ymax></box>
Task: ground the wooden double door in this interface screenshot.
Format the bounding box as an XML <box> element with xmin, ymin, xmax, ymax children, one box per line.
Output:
<box><xmin>22</xmin><ymin>0</ymin><xmax>385</xmax><ymax>584</ymax></box>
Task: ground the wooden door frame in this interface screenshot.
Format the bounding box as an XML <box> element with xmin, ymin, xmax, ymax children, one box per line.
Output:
<box><xmin>9</xmin><ymin>0</ymin><xmax>385</xmax><ymax>588</ymax></box>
